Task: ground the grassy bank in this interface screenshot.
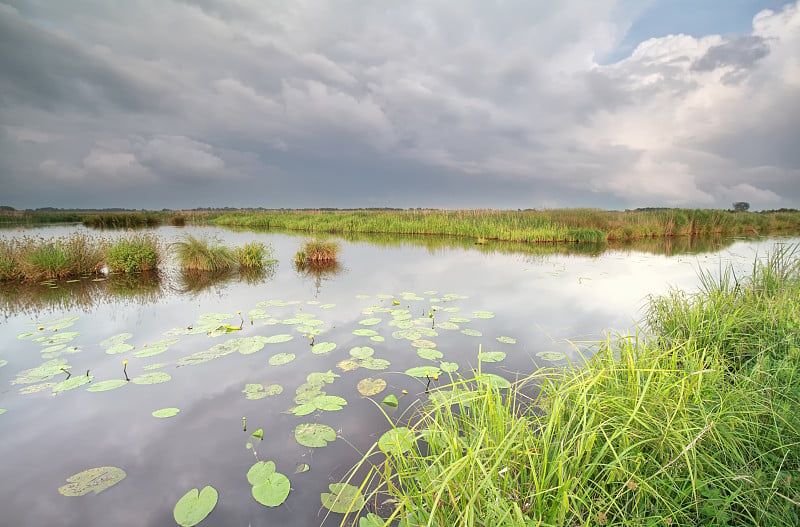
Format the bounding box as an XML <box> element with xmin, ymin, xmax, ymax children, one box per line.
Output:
<box><xmin>213</xmin><ymin>208</ymin><xmax>800</xmax><ymax>244</ymax></box>
<box><xmin>339</xmin><ymin>245</ymin><xmax>800</xmax><ymax>526</ymax></box>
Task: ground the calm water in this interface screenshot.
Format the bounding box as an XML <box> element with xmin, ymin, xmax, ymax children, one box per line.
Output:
<box><xmin>0</xmin><ymin>225</ymin><xmax>796</xmax><ymax>526</ymax></box>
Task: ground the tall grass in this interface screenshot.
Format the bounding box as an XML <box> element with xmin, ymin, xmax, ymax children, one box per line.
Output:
<box><xmin>0</xmin><ymin>234</ymin><xmax>105</xmax><ymax>281</ymax></box>
<box><xmin>235</xmin><ymin>241</ymin><xmax>274</xmax><ymax>269</ymax></box>
<box><xmin>295</xmin><ymin>238</ymin><xmax>340</xmax><ymax>265</ymax></box>
<box><xmin>82</xmin><ymin>212</ymin><xmax>162</xmax><ymax>229</ymax></box>
<box><xmin>105</xmin><ymin>234</ymin><xmax>161</xmax><ymax>273</ymax></box>
<box><xmin>339</xmin><ymin>245</ymin><xmax>800</xmax><ymax>526</ymax></box>
<box><xmin>173</xmin><ymin>236</ymin><xmax>238</xmax><ymax>272</ymax></box>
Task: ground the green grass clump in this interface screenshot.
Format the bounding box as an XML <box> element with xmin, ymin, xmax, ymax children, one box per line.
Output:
<box><xmin>235</xmin><ymin>242</ymin><xmax>274</xmax><ymax>269</ymax></box>
<box><xmin>295</xmin><ymin>239</ymin><xmax>340</xmax><ymax>265</ymax></box>
<box><xmin>173</xmin><ymin>236</ymin><xmax>237</xmax><ymax>272</ymax></box>
<box><xmin>105</xmin><ymin>234</ymin><xmax>161</xmax><ymax>273</ymax></box>
<box><xmin>341</xmin><ymin>245</ymin><xmax>800</xmax><ymax>526</ymax></box>
<box><xmin>82</xmin><ymin>212</ymin><xmax>162</xmax><ymax>229</ymax></box>
<box><xmin>5</xmin><ymin>234</ymin><xmax>105</xmax><ymax>281</ymax></box>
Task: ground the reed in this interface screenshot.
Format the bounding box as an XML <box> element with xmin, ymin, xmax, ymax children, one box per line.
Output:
<box><xmin>173</xmin><ymin>235</ymin><xmax>237</xmax><ymax>272</ymax></box>
<box><xmin>82</xmin><ymin>212</ymin><xmax>162</xmax><ymax>229</ymax></box>
<box><xmin>0</xmin><ymin>234</ymin><xmax>105</xmax><ymax>281</ymax></box>
<box><xmin>295</xmin><ymin>238</ymin><xmax>340</xmax><ymax>264</ymax></box>
<box><xmin>235</xmin><ymin>242</ymin><xmax>274</xmax><ymax>269</ymax></box>
<box><xmin>105</xmin><ymin>234</ymin><xmax>162</xmax><ymax>273</ymax></box>
<box><xmin>338</xmin><ymin>245</ymin><xmax>800</xmax><ymax>526</ymax></box>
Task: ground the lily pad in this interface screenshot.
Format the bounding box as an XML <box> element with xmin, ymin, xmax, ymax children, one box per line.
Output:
<box><xmin>248</xmin><ymin>461</ymin><xmax>291</xmax><ymax>507</ymax></box>
<box><xmin>166</xmin><ymin>312</ymin><xmax>235</xmax><ymax>336</ymax></box>
<box><xmin>536</xmin><ymin>351</ymin><xmax>567</xmax><ymax>362</ymax></box>
<box><xmin>449</xmin><ymin>317</ymin><xmax>471</xmax><ymax>324</ymax></box>
<box><xmin>360</xmin><ymin>513</ymin><xmax>385</xmax><ymax>527</ymax></box>
<box><xmin>311</xmin><ymin>342</ymin><xmax>336</xmax><ymax>355</ymax></box>
<box><xmin>264</xmin><ymin>334</ymin><xmax>293</xmax><ymax>344</ymax></box>
<box><xmin>52</xmin><ymin>375</ymin><xmax>93</xmax><ymax>393</ymax></box>
<box><xmin>336</xmin><ymin>359</ymin><xmax>360</xmax><ymax>372</ymax></box>
<box><xmin>370</xmin><ymin>335</ymin><xmax>385</xmax><ymax>342</ymax></box>
<box><xmin>105</xmin><ymin>343</ymin><xmax>134</xmax><ymax>355</ymax></box>
<box><xmin>19</xmin><ymin>382</ymin><xmax>55</xmax><ymax>394</ymax></box>
<box><xmin>143</xmin><ymin>363</ymin><xmax>166</xmax><ymax>371</ymax></box>
<box><xmin>472</xmin><ymin>311</ymin><xmax>495</xmax><ymax>319</ymax></box>
<box><xmin>392</xmin><ymin>329</ymin><xmax>421</xmax><ymax>341</ymax></box>
<box><xmin>441</xmin><ymin>306</ymin><xmax>461</xmax><ymax>312</ymax></box>
<box><xmin>321</xmin><ymin>483</ymin><xmax>365</xmax><ymax>514</ymax></box>
<box><xmin>152</xmin><ymin>407</ymin><xmax>180</xmax><ymax>418</ymax></box>
<box><xmin>0</xmin><ymin>359</ymin><xmax>7</xmax><ymax>368</ymax></box>
<box><xmin>35</xmin><ymin>331</ymin><xmax>80</xmax><ymax>346</ymax></box>
<box><xmin>496</xmin><ymin>336</ymin><xmax>517</xmax><ymax>344</ymax></box>
<box><xmin>0</xmin><ymin>409</ymin><xmax>5</xmax><ymax>415</ymax></box>
<box><xmin>320</xmin><ymin>303</ymin><xmax>336</xmax><ymax>309</ymax></box>
<box><xmin>378</xmin><ymin>427</ymin><xmax>415</xmax><ymax>455</ymax></box>
<box><xmin>439</xmin><ymin>361</ymin><xmax>459</xmax><ymax>373</ymax></box>
<box><xmin>176</xmin><ymin>340</ymin><xmax>239</xmax><ymax>366</ymax></box>
<box><xmin>58</xmin><ymin>466</ymin><xmax>126</xmax><ymax>496</ymax></box>
<box><xmin>382</xmin><ymin>394</ymin><xmax>399</xmax><ymax>407</ymax></box>
<box><xmin>248</xmin><ymin>308</ymin><xmax>271</xmax><ymax>319</ymax></box>
<box><xmin>269</xmin><ymin>353</ymin><xmax>296</xmax><ymax>366</ymax></box>
<box><xmin>477</xmin><ymin>373</ymin><xmax>512</xmax><ymax>389</ymax></box>
<box><xmin>479</xmin><ymin>351</ymin><xmax>506</xmax><ymax>363</ymax></box>
<box><xmin>417</xmin><ymin>348</ymin><xmax>443</xmax><ymax>360</ymax></box>
<box><xmin>131</xmin><ymin>372</ymin><xmax>171</xmax><ymax>385</ymax></box>
<box><xmin>12</xmin><ymin>359</ymin><xmax>69</xmax><ymax>385</ymax></box>
<box><xmin>100</xmin><ymin>333</ymin><xmax>132</xmax><ymax>348</ymax></box>
<box><xmin>295</xmin><ymin>463</ymin><xmax>310</xmax><ymax>473</ymax></box>
<box><xmin>436</xmin><ymin>321</ymin><xmax>460</xmax><ymax>330</ymax></box>
<box><xmin>132</xmin><ymin>338</ymin><xmax>179</xmax><ymax>358</ymax></box>
<box><xmin>350</xmin><ymin>346</ymin><xmax>374</xmax><ymax>360</ymax></box>
<box><xmin>243</xmin><ymin>383</ymin><xmax>283</xmax><ymax>400</ymax></box>
<box><xmin>18</xmin><ymin>331</ymin><xmax>37</xmax><ymax>340</ymax></box>
<box><xmin>352</xmin><ymin>329</ymin><xmax>378</xmax><ymax>337</ymax></box>
<box><xmin>461</xmin><ymin>329</ymin><xmax>482</xmax><ymax>337</ymax></box>
<box><xmin>357</xmin><ymin>377</ymin><xmax>387</xmax><ymax>396</ymax></box>
<box><xmin>404</xmin><ymin>366</ymin><xmax>442</xmax><ymax>378</ymax></box>
<box><xmin>411</xmin><ymin>339</ymin><xmax>436</xmax><ymax>349</ymax></box>
<box><xmin>87</xmin><ymin>379</ymin><xmax>128</xmax><ymax>392</ymax></box>
<box><xmin>173</xmin><ymin>486</ymin><xmax>218</xmax><ymax>527</ymax></box>
<box><xmin>295</xmin><ymin>423</ymin><xmax>336</xmax><ymax>448</ymax></box>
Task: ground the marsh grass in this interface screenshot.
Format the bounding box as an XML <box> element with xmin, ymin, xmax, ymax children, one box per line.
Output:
<box><xmin>235</xmin><ymin>241</ymin><xmax>274</xmax><ymax>269</ymax></box>
<box><xmin>82</xmin><ymin>212</ymin><xmax>162</xmax><ymax>229</ymax></box>
<box><xmin>340</xmin><ymin>245</ymin><xmax>800</xmax><ymax>526</ymax></box>
<box><xmin>173</xmin><ymin>236</ymin><xmax>237</xmax><ymax>272</ymax></box>
<box><xmin>295</xmin><ymin>238</ymin><xmax>340</xmax><ymax>264</ymax></box>
<box><xmin>105</xmin><ymin>234</ymin><xmax>161</xmax><ymax>273</ymax></box>
<box><xmin>0</xmin><ymin>234</ymin><xmax>105</xmax><ymax>281</ymax></box>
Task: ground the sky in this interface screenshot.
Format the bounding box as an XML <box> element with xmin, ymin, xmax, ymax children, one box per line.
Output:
<box><xmin>1</xmin><ymin>0</ymin><xmax>798</xmax><ymax>211</ymax></box>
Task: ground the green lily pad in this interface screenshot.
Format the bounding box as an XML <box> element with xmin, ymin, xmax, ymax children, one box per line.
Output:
<box><xmin>479</xmin><ymin>351</ymin><xmax>506</xmax><ymax>363</ymax></box>
<box><xmin>359</xmin><ymin>317</ymin><xmax>382</xmax><ymax>326</ymax></box>
<box><xmin>19</xmin><ymin>382</ymin><xmax>55</xmax><ymax>394</ymax></box>
<box><xmin>417</xmin><ymin>348</ymin><xmax>443</xmax><ymax>360</ymax></box>
<box><xmin>360</xmin><ymin>513</ymin><xmax>384</xmax><ymax>527</ymax></box>
<box><xmin>133</xmin><ymin>339</ymin><xmax>179</xmax><ymax>358</ymax></box>
<box><xmin>100</xmin><ymin>333</ymin><xmax>132</xmax><ymax>348</ymax></box>
<box><xmin>350</xmin><ymin>346</ymin><xmax>374</xmax><ymax>360</ymax></box>
<box><xmin>461</xmin><ymin>329</ymin><xmax>482</xmax><ymax>337</ymax></box>
<box><xmin>295</xmin><ymin>463</ymin><xmax>310</xmax><ymax>473</ymax></box>
<box><xmin>388</xmin><ymin>319</ymin><xmax>413</xmax><ymax>329</ymax></box>
<box><xmin>265</xmin><ymin>334</ymin><xmax>293</xmax><ymax>344</ymax></box>
<box><xmin>472</xmin><ymin>311</ymin><xmax>495</xmax><ymax>319</ymax></box>
<box><xmin>436</xmin><ymin>321</ymin><xmax>460</xmax><ymax>330</ymax></box>
<box><xmin>52</xmin><ymin>375</ymin><xmax>93</xmax><ymax>393</ymax></box>
<box><xmin>477</xmin><ymin>373</ymin><xmax>512</xmax><ymax>389</ymax></box>
<box><xmin>87</xmin><ymin>379</ymin><xmax>128</xmax><ymax>392</ymax></box>
<box><xmin>352</xmin><ymin>329</ymin><xmax>378</xmax><ymax>337</ymax></box>
<box><xmin>449</xmin><ymin>317</ymin><xmax>471</xmax><ymax>324</ymax></box>
<box><xmin>58</xmin><ymin>466</ymin><xmax>126</xmax><ymax>496</ymax></box>
<box><xmin>405</xmin><ymin>366</ymin><xmax>442</xmax><ymax>378</ymax></box>
<box><xmin>35</xmin><ymin>331</ymin><xmax>80</xmax><ymax>346</ymax></box>
<box><xmin>249</xmin><ymin>461</ymin><xmax>291</xmax><ymax>507</ymax></box>
<box><xmin>176</xmin><ymin>340</ymin><xmax>239</xmax><ymax>366</ymax></box>
<box><xmin>269</xmin><ymin>353</ymin><xmax>296</xmax><ymax>366</ymax></box>
<box><xmin>311</xmin><ymin>342</ymin><xmax>336</xmax><ymax>355</ymax></box>
<box><xmin>0</xmin><ymin>359</ymin><xmax>7</xmax><ymax>368</ymax></box>
<box><xmin>496</xmin><ymin>336</ymin><xmax>516</xmax><ymax>344</ymax></box>
<box><xmin>131</xmin><ymin>372</ymin><xmax>171</xmax><ymax>385</ymax></box>
<box><xmin>18</xmin><ymin>331</ymin><xmax>37</xmax><ymax>340</ymax></box>
<box><xmin>357</xmin><ymin>377</ymin><xmax>387</xmax><ymax>396</ymax></box>
<box><xmin>321</xmin><ymin>483</ymin><xmax>365</xmax><ymax>514</ymax></box>
<box><xmin>378</xmin><ymin>427</ymin><xmax>415</xmax><ymax>455</ymax></box>
<box><xmin>12</xmin><ymin>359</ymin><xmax>69</xmax><ymax>385</ymax></box>
<box><xmin>252</xmin><ymin>428</ymin><xmax>263</xmax><ymax>440</ymax></box>
<box><xmin>105</xmin><ymin>343</ymin><xmax>134</xmax><ymax>355</ymax></box>
<box><xmin>173</xmin><ymin>486</ymin><xmax>218</xmax><ymax>527</ymax></box>
<box><xmin>336</xmin><ymin>360</ymin><xmax>359</xmax><ymax>372</ymax></box>
<box><xmin>382</xmin><ymin>394</ymin><xmax>399</xmax><ymax>407</ymax></box>
<box><xmin>0</xmin><ymin>409</ymin><xmax>5</xmax><ymax>415</ymax></box>
<box><xmin>143</xmin><ymin>363</ymin><xmax>166</xmax><ymax>371</ymax></box>
<box><xmin>41</xmin><ymin>344</ymin><xmax>66</xmax><ymax>354</ymax></box>
<box><xmin>441</xmin><ymin>306</ymin><xmax>460</xmax><ymax>312</ymax></box>
<box><xmin>313</xmin><ymin>395</ymin><xmax>347</xmax><ymax>411</ymax></box>
<box><xmin>392</xmin><ymin>329</ymin><xmax>421</xmax><ymax>341</ymax></box>
<box><xmin>152</xmin><ymin>407</ymin><xmax>180</xmax><ymax>418</ymax></box>
<box><xmin>360</xmin><ymin>357</ymin><xmax>390</xmax><ymax>370</ymax></box>
<box><xmin>320</xmin><ymin>303</ymin><xmax>336</xmax><ymax>309</ymax></box>
<box><xmin>370</xmin><ymin>335</ymin><xmax>385</xmax><ymax>342</ymax></box>
<box><xmin>38</xmin><ymin>315</ymin><xmax>79</xmax><ymax>331</ymax></box>
<box><xmin>248</xmin><ymin>308</ymin><xmax>271</xmax><ymax>319</ymax></box>
<box><xmin>295</xmin><ymin>423</ymin><xmax>336</xmax><ymax>448</ymax></box>
<box><xmin>536</xmin><ymin>350</ymin><xmax>567</xmax><ymax>361</ymax></box>
<box><xmin>243</xmin><ymin>383</ymin><xmax>283</xmax><ymax>399</ymax></box>
<box><xmin>236</xmin><ymin>336</ymin><xmax>270</xmax><ymax>355</ymax></box>
<box><xmin>307</xmin><ymin>370</ymin><xmax>339</xmax><ymax>385</ymax></box>
<box><xmin>411</xmin><ymin>339</ymin><xmax>436</xmax><ymax>349</ymax></box>
<box><xmin>439</xmin><ymin>361</ymin><xmax>459</xmax><ymax>373</ymax></box>
<box><xmin>166</xmin><ymin>312</ymin><xmax>235</xmax><ymax>336</ymax></box>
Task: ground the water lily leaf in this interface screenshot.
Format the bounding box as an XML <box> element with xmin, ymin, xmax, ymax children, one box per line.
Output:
<box><xmin>250</xmin><ymin>462</ymin><xmax>290</xmax><ymax>507</ymax></box>
<box><xmin>132</xmin><ymin>372</ymin><xmax>171</xmax><ymax>385</ymax></box>
<box><xmin>20</xmin><ymin>382</ymin><xmax>55</xmax><ymax>394</ymax></box>
<box><xmin>100</xmin><ymin>333</ymin><xmax>132</xmax><ymax>348</ymax></box>
<box><xmin>352</xmin><ymin>329</ymin><xmax>378</xmax><ymax>337</ymax></box>
<box><xmin>436</xmin><ymin>322</ymin><xmax>459</xmax><ymax>330</ymax></box>
<box><xmin>307</xmin><ymin>370</ymin><xmax>339</xmax><ymax>385</ymax></box>
<box><xmin>87</xmin><ymin>379</ymin><xmax>128</xmax><ymax>392</ymax></box>
<box><xmin>359</xmin><ymin>317</ymin><xmax>382</xmax><ymax>326</ymax></box>
<box><xmin>417</xmin><ymin>348</ymin><xmax>443</xmax><ymax>360</ymax></box>
<box><xmin>236</xmin><ymin>336</ymin><xmax>270</xmax><ymax>355</ymax></box>
<box><xmin>166</xmin><ymin>312</ymin><xmax>234</xmax><ymax>336</ymax></box>
<box><xmin>357</xmin><ymin>377</ymin><xmax>387</xmax><ymax>396</ymax></box>
<box><xmin>105</xmin><ymin>343</ymin><xmax>134</xmax><ymax>355</ymax></box>
<box><xmin>290</xmin><ymin>403</ymin><xmax>317</xmax><ymax>416</ymax></box>
<box><xmin>133</xmin><ymin>339</ymin><xmax>179</xmax><ymax>358</ymax></box>
<box><xmin>411</xmin><ymin>339</ymin><xmax>436</xmax><ymax>349</ymax></box>
<box><xmin>295</xmin><ymin>463</ymin><xmax>310</xmax><ymax>474</ymax></box>
<box><xmin>264</xmin><ymin>334</ymin><xmax>293</xmax><ymax>344</ymax></box>
<box><xmin>0</xmin><ymin>408</ymin><xmax>5</xmax><ymax>415</ymax></box>
<box><xmin>360</xmin><ymin>513</ymin><xmax>384</xmax><ymax>527</ymax></box>
<box><xmin>176</xmin><ymin>342</ymin><xmax>237</xmax><ymax>367</ymax></box>
<box><xmin>461</xmin><ymin>329</ymin><xmax>482</xmax><ymax>337</ymax></box>
<box><xmin>58</xmin><ymin>466</ymin><xmax>126</xmax><ymax>496</ymax></box>
<box><xmin>382</xmin><ymin>394</ymin><xmax>399</xmax><ymax>407</ymax></box>
<box><xmin>52</xmin><ymin>375</ymin><xmax>93</xmax><ymax>393</ymax></box>
<box><xmin>39</xmin><ymin>315</ymin><xmax>80</xmax><ymax>331</ymax></box>
<box><xmin>173</xmin><ymin>486</ymin><xmax>218</xmax><ymax>527</ymax></box>
<box><xmin>356</xmin><ymin>294</ymin><xmax>371</xmax><ymax>300</ymax></box>
<box><xmin>269</xmin><ymin>353</ymin><xmax>296</xmax><ymax>366</ymax></box>
<box><xmin>258</xmin><ymin>299</ymin><xmax>299</xmax><ymax>307</ymax></box>
<box><xmin>312</xmin><ymin>395</ymin><xmax>347</xmax><ymax>411</ymax></box>
<box><xmin>401</xmin><ymin>293</ymin><xmax>424</xmax><ymax>302</ymax></box>
<box><xmin>391</xmin><ymin>309</ymin><xmax>411</xmax><ymax>319</ymax></box>
<box><xmin>378</xmin><ymin>427</ymin><xmax>415</xmax><ymax>455</ymax></box>
<box><xmin>295</xmin><ymin>423</ymin><xmax>336</xmax><ymax>448</ymax></box>
<box><xmin>416</xmin><ymin>328</ymin><xmax>438</xmax><ymax>338</ymax></box>
<box><xmin>321</xmin><ymin>483</ymin><xmax>365</xmax><ymax>514</ymax></box>
<box><xmin>479</xmin><ymin>351</ymin><xmax>506</xmax><ymax>363</ymax></box>
<box><xmin>370</xmin><ymin>335</ymin><xmax>385</xmax><ymax>342</ymax></box>
<box><xmin>350</xmin><ymin>346</ymin><xmax>374</xmax><ymax>360</ymax></box>
<box><xmin>441</xmin><ymin>306</ymin><xmax>460</xmax><ymax>312</ymax></box>
<box><xmin>320</xmin><ymin>303</ymin><xmax>336</xmax><ymax>309</ymax></box>
<box><xmin>248</xmin><ymin>308</ymin><xmax>271</xmax><ymax>319</ymax></box>
<box><xmin>392</xmin><ymin>329</ymin><xmax>421</xmax><ymax>341</ymax></box>
<box><xmin>439</xmin><ymin>361</ymin><xmax>459</xmax><ymax>373</ymax></box>
<box><xmin>41</xmin><ymin>344</ymin><xmax>66</xmax><ymax>354</ymax></box>
<box><xmin>472</xmin><ymin>311</ymin><xmax>495</xmax><ymax>319</ymax></box>
<box><xmin>449</xmin><ymin>317</ymin><xmax>471</xmax><ymax>324</ymax></box>
<box><xmin>252</xmin><ymin>428</ymin><xmax>263</xmax><ymax>439</ymax></box>
<box><xmin>496</xmin><ymin>336</ymin><xmax>517</xmax><ymax>344</ymax></box>
<box><xmin>152</xmin><ymin>407</ymin><xmax>180</xmax><ymax>418</ymax></box>
<box><xmin>336</xmin><ymin>360</ymin><xmax>359</xmax><ymax>372</ymax></box>
<box><xmin>143</xmin><ymin>363</ymin><xmax>166</xmax><ymax>371</ymax></box>
<box><xmin>312</xmin><ymin>342</ymin><xmax>336</xmax><ymax>355</ymax></box>
<box><xmin>18</xmin><ymin>331</ymin><xmax>37</xmax><ymax>340</ymax></box>
<box><xmin>477</xmin><ymin>373</ymin><xmax>512</xmax><ymax>390</ymax></box>
<box><xmin>404</xmin><ymin>366</ymin><xmax>442</xmax><ymax>378</ymax></box>
<box><xmin>0</xmin><ymin>359</ymin><xmax>7</xmax><ymax>368</ymax></box>
<box><xmin>12</xmin><ymin>358</ymin><xmax>69</xmax><ymax>384</ymax></box>
<box><xmin>243</xmin><ymin>383</ymin><xmax>283</xmax><ymax>400</ymax></box>
<box><xmin>35</xmin><ymin>331</ymin><xmax>80</xmax><ymax>346</ymax></box>
<box><xmin>361</xmin><ymin>357</ymin><xmax>390</xmax><ymax>370</ymax></box>
<box><xmin>281</xmin><ymin>317</ymin><xmax>307</xmax><ymax>325</ymax></box>
<box><xmin>388</xmin><ymin>319</ymin><xmax>413</xmax><ymax>329</ymax></box>
<box><xmin>536</xmin><ymin>351</ymin><xmax>567</xmax><ymax>362</ymax></box>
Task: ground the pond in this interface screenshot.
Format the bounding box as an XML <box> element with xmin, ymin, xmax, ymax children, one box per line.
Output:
<box><xmin>1</xmin><ymin>225</ymin><xmax>796</xmax><ymax>526</ymax></box>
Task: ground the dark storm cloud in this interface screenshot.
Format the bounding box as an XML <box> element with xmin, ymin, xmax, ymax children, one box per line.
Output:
<box><xmin>692</xmin><ymin>35</ymin><xmax>770</xmax><ymax>72</ymax></box>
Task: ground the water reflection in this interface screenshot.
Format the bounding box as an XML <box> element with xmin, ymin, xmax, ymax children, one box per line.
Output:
<box><xmin>293</xmin><ymin>259</ymin><xmax>346</xmax><ymax>296</ymax></box>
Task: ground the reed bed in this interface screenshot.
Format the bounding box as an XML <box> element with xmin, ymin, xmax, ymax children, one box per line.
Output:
<box><xmin>339</xmin><ymin>245</ymin><xmax>800</xmax><ymax>526</ymax></box>
<box><xmin>294</xmin><ymin>238</ymin><xmax>340</xmax><ymax>265</ymax></box>
<box><xmin>0</xmin><ymin>234</ymin><xmax>105</xmax><ymax>281</ymax></box>
<box><xmin>213</xmin><ymin>208</ymin><xmax>800</xmax><ymax>244</ymax></box>
<box><xmin>82</xmin><ymin>212</ymin><xmax>162</xmax><ymax>229</ymax></box>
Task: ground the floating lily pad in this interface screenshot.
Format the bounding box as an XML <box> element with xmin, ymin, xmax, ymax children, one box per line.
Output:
<box><xmin>388</xmin><ymin>319</ymin><xmax>413</xmax><ymax>329</ymax></box>
<box><xmin>370</xmin><ymin>335</ymin><xmax>385</xmax><ymax>342</ymax></box>
<box><xmin>449</xmin><ymin>317</ymin><xmax>471</xmax><ymax>324</ymax></box>
<box><xmin>264</xmin><ymin>334</ymin><xmax>293</xmax><ymax>344</ymax></box>
<box><xmin>361</xmin><ymin>357</ymin><xmax>390</xmax><ymax>370</ymax></box>
<box><xmin>87</xmin><ymin>379</ymin><xmax>128</xmax><ymax>392</ymax></box>
<box><xmin>311</xmin><ymin>342</ymin><xmax>336</xmax><ymax>355</ymax></box>
<box><xmin>236</xmin><ymin>336</ymin><xmax>270</xmax><ymax>355</ymax></box>
<box><xmin>248</xmin><ymin>308</ymin><xmax>271</xmax><ymax>319</ymax></box>
<box><xmin>19</xmin><ymin>382</ymin><xmax>55</xmax><ymax>394</ymax></box>
<box><xmin>41</xmin><ymin>344</ymin><xmax>66</xmax><ymax>354</ymax></box>
<box><xmin>292</xmin><ymin>395</ymin><xmax>347</xmax><ymax>415</ymax></box>
<box><xmin>392</xmin><ymin>329</ymin><xmax>422</xmax><ymax>341</ymax></box>
<box><xmin>536</xmin><ymin>351</ymin><xmax>567</xmax><ymax>362</ymax></box>
<box><xmin>411</xmin><ymin>339</ymin><xmax>436</xmax><ymax>349</ymax></box>
<box><xmin>131</xmin><ymin>372</ymin><xmax>171</xmax><ymax>385</ymax></box>
<box><xmin>357</xmin><ymin>377</ymin><xmax>387</xmax><ymax>396</ymax></box>
<box><xmin>58</xmin><ymin>466</ymin><xmax>126</xmax><ymax>496</ymax></box>
<box><xmin>439</xmin><ymin>361</ymin><xmax>459</xmax><ymax>373</ymax></box>
<box><xmin>248</xmin><ymin>461</ymin><xmax>291</xmax><ymax>507</ymax></box>
<box><xmin>496</xmin><ymin>336</ymin><xmax>517</xmax><ymax>344</ymax></box>
<box><xmin>105</xmin><ymin>343</ymin><xmax>134</xmax><ymax>355</ymax></box>
<box><xmin>405</xmin><ymin>366</ymin><xmax>442</xmax><ymax>378</ymax></box>
<box><xmin>166</xmin><ymin>312</ymin><xmax>235</xmax><ymax>336</ymax></box>
<box><xmin>352</xmin><ymin>329</ymin><xmax>378</xmax><ymax>337</ymax></box>
<box><xmin>306</xmin><ymin>370</ymin><xmax>339</xmax><ymax>385</ymax></box>
<box><xmin>143</xmin><ymin>363</ymin><xmax>166</xmax><ymax>371</ymax></box>
<box><xmin>336</xmin><ymin>360</ymin><xmax>359</xmax><ymax>372</ymax></box>
<box><xmin>35</xmin><ymin>331</ymin><xmax>80</xmax><ymax>346</ymax></box>
<box><xmin>472</xmin><ymin>311</ymin><xmax>495</xmax><ymax>319</ymax></box>
<box><xmin>53</xmin><ymin>375</ymin><xmax>93</xmax><ymax>393</ymax></box>
<box><xmin>436</xmin><ymin>322</ymin><xmax>460</xmax><ymax>330</ymax></box>
<box><xmin>100</xmin><ymin>333</ymin><xmax>132</xmax><ymax>348</ymax></box>
<box><xmin>12</xmin><ymin>358</ymin><xmax>69</xmax><ymax>385</ymax></box>
<box><xmin>382</xmin><ymin>394</ymin><xmax>399</xmax><ymax>407</ymax></box>
<box><xmin>269</xmin><ymin>353</ymin><xmax>296</xmax><ymax>366</ymax></box>
<box><xmin>243</xmin><ymin>383</ymin><xmax>283</xmax><ymax>400</ymax></box>
<box><xmin>360</xmin><ymin>513</ymin><xmax>384</xmax><ymax>527</ymax></box>
<box><xmin>359</xmin><ymin>317</ymin><xmax>382</xmax><ymax>326</ymax></box>
<box><xmin>378</xmin><ymin>427</ymin><xmax>415</xmax><ymax>455</ymax></box>
<box><xmin>417</xmin><ymin>348</ymin><xmax>443</xmax><ymax>360</ymax></box>
<box><xmin>320</xmin><ymin>303</ymin><xmax>336</xmax><ymax>309</ymax></box>
<box><xmin>0</xmin><ymin>409</ymin><xmax>5</xmax><ymax>415</ymax></box>
<box><xmin>0</xmin><ymin>359</ymin><xmax>7</xmax><ymax>368</ymax></box>
<box><xmin>441</xmin><ymin>306</ymin><xmax>460</xmax><ymax>312</ymax></box>
<box><xmin>133</xmin><ymin>338</ymin><xmax>179</xmax><ymax>358</ymax></box>
<box><xmin>18</xmin><ymin>331</ymin><xmax>37</xmax><ymax>340</ymax></box>
<box><xmin>295</xmin><ymin>423</ymin><xmax>336</xmax><ymax>448</ymax></box>
<box><xmin>176</xmin><ymin>340</ymin><xmax>239</xmax><ymax>366</ymax></box>
<box><xmin>173</xmin><ymin>486</ymin><xmax>218</xmax><ymax>527</ymax></box>
<box><xmin>295</xmin><ymin>463</ymin><xmax>310</xmax><ymax>473</ymax></box>
<box><xmin>479</xmin><ymin>351</ymin><xmax>506</xmax><ymax>363</ymax></box>
<box><xmin>477</xmin><ymin>373</ymin><xmax>512</xmax><ymax>389</ymax></box>
<box><xmin>152</xmin><ymin>407</ymin><xmax>180</xmax><ymax>418</ymax></box>
<box><xmin>321</xmin><ymin>483</ymin><xmax>365</xmax><ymax>514</ymax></box>
<box><xmin>461</xmin><ymin>329</ymin><xmax>482</xmax><ymax>337</ymax></box>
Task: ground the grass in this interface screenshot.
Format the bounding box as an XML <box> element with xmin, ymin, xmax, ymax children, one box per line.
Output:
<box><xmin>82</xmin><ymin>212</ymin><xmax>163</xmax><ymax>229</ymax></box>
<box><xmin>105</xmin><ymin>234</ymin><xmax>161</xmax><ymax>273</ymax></box>
<box><xmin>339</xmin><ymin>244</ymin><xmax>800</xmax><ymax>526</ymax></box>
<box><xmin>173</xmin><ymin>236</ymin><xmax>238</xmax><ymax>272</ymax></box>
<box><xmin>235</xmin><ymin>241</ymin><xmax>274</xmax><ymax>269</ymax></box>
<box><xmin>0</xmin><ymin>234</ymin><xmax>106</xmax><ymax>281</ymax></box>
<box><xmin>294</xmin><ymin>238</ymin><xmax>340</xmax><ymax>265</ymax></box>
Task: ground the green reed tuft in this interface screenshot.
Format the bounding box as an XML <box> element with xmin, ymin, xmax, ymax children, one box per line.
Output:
<box><xmin>173</xmin><ymin>236</ymin><xmax>238</xmax><ymax>272</ymax></box>
<box><xmin>105</xmin><ymin>234</ymin><xmax>162</xmax><ymax>273</ymax></box>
